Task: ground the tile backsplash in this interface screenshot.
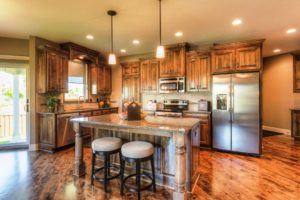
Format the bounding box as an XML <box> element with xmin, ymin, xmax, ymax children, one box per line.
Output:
<box><xmin>141</xmin><ymin>92</ymin><xmax>212</xmax><ymax>111</ymax></box>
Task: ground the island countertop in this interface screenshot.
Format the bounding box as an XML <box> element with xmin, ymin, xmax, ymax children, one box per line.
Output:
<box><xmin>71</xmin><ymin>113</ymin><xmax>200</xmax><ymax>137</ymax></box>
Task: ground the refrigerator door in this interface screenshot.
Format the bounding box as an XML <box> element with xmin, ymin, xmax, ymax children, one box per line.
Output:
<box><xmin>232</xmin><ymin>72</ymin><xmax>260</xmax><ymax>154</ymax></box>
<box><xmin>212</xmin><ymin>74</ymin><xmax>232</xmax><ymax>151</ymax></box>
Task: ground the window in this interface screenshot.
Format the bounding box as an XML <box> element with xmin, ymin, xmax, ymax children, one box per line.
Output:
<box><xmin>64</xmin><ymin>61</ymin><xmax>88</xmax><ymax>101</ymax></box>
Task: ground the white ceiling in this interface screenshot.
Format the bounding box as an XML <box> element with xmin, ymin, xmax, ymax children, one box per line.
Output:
<box><xmin>0</xmin><ymin>0</ymin><xmax>300</xmax><ymax>57</ymax></box>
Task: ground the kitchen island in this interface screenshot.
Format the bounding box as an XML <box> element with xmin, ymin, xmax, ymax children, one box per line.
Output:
<box><xmin>71</xmin><ymin>114</ymin><xmax>200</xmax><ymax>199</ymax></box>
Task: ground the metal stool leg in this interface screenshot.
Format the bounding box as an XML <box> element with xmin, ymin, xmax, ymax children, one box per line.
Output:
<box><xmin>136</xmin><ymin>160</ymin><xmax>141</xmax><ymax>200</ymax></box>
<box><xmin>120</xmin><ymin>158</ymin><xmax>125</xmax><ymax>196</ymax></box>
<box><xmin>104</xmin><ymin>154</ymin><xmax>108</xmax><ymax>192</ymax></box>
<box><xmin>91</xmin><ymin>152</ymin><xmax>96</xmax><ymax>185</ymax></box>
<box><xmin>150</xmin><ymin>157</ymin><xmax>156</xmax><ymax>192</ymax></box>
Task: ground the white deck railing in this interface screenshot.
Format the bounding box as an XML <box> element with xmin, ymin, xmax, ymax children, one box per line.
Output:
<box><xmin>0</xmin><ymin>114</ymin><xmax>26</xmax><ymax>139</ymax></box>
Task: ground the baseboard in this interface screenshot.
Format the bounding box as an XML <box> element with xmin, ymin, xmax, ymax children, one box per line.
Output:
<box><xmin>263</xmin><ymin>125</ymin><xmax>291</xmax><ymax>135</ymax></box>
<box><xmin>29</xmin><ymin>144</ymin><xmax>39</xmax><ymax>151</ymax></box>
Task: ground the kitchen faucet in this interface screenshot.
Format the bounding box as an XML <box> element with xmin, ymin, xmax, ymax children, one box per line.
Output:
<box><xmin>77</xmin><ymin>96</ymin><xmax>85</xmax><ymax>108</ymax></box>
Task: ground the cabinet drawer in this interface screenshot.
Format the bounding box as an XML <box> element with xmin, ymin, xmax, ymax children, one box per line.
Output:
<box><xmin>110</xmin><ymin>108</ymin><xmax>118</xmax><ymax>113</ymax></box>
<box><xmin>102</xmin><ymin>109</ymin><xmax>111</xmax><ymax>115</ymax></box>
<box><xmin>79</xmin><ymin>111</ymin><xmax>92</xmax><ymax>117</ymax></box>
<box><xmin>92</xmin><ymin>110</ymin><xmax>102</xmax><ymax>116</ymax></box>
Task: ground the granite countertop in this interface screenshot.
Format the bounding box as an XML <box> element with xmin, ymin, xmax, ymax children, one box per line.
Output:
<box><xmin>143</xmin><ymin>109</ymin><xmax>211</xmax><ymax>114</ymax></box>
<box><xmin>37</xmin><ymin>107</ymin><xmax>118</xmax><ymax>115</ymax></box>
<box><xmin>71</xmin><ymin>113</ymin><xmax>200</xmax><ymax>135</ymax></box>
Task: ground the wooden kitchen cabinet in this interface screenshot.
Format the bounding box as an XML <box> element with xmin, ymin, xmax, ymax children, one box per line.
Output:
<box><xmin>293</xmin><ymin>55</ymin><xmax>300</xmax><ymax>93</ymax></box>
<box><xmin>88</xmin><ymin>64</ymin><xmax>112</xmax><ymax>95</ymax></box>
<box><xmin>122</xmin><ymin>75</ymin><xmax>140</xmax><ymax>103</ymax></box>
<box><xmin>211</xmin><ymin>49</ymin><xmax>236</xmax><ymax>73</ymax></box>
<box><xmin>122</xmin><ymin>61</ymin><xmax>140</xmax><ymax>76</ymax></box>
<box><xmin>37</xmin><ymin>46</ymin><xmax>69</xmax><ymax>93</ymax></box>
<box><xmin>291</xmin><ymin>110</ymin><xmax>300</xmax><ymax>141</ymax></box>
<box><xmin>140</xmin><ymin>59</ymin><xmax>159</xmax><ymax>92</ymax></box>
<box><xmin>183</xmin><ymin>112</ymin><xmax>212</xmax><ymax>147</ymax></box>
<box><xmin>186</xmin><ymin>51</ymin><xmax>211</xmax><ymax>92</ymax></box>
<box><xmin>121</xmin><ymin>61</ymin><xmax>141</xmax><ymax>106</ymax></box>
<box><xmin>159</xmin><ymin>43</ymin><xmax>188</xmax><ymax>78</ymax></box>
<box><xmin>211</xmin><ymin>39</ymin><xmax>264</xmax><ymax>74</ymax></box>
<box><xmin>236</xmin><ymin>46</ymin><xmax>261</xmax><ymax>71</ymax></box>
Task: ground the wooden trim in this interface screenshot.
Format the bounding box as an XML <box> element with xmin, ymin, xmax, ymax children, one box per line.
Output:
<box><xmin>212</xmin><ymin>39</ymin><xmax>265</xmax><ymax>50</ymax></box>
<box><xmin>0</xmin><ymin>55</ymin><xmax>29</xmax><ymax>61</ymax></box>
<box><xmin>262</xmin><ymin>125</ymin><xmax>291</xmax><ymax>135</ymax></box>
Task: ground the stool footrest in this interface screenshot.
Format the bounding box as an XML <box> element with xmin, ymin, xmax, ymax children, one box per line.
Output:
<box><xmin>123</xmin><ymin>173</ymin><xmax>154</xmax><ymax>192</ymax></box>
<box><xmin>93</xmin><ymin>165</ymin><xmax>121</xmax><ymax>181</ymax></box>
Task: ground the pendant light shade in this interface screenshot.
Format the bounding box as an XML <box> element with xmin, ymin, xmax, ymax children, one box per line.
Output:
<box><xmin>108</xmin><ymin>53</ymin><xmax>116</xmax><ymax>65</ymax></box>
<box><xmin>107</xmin><ymin>10</ymin><xmax>117</xmax><ymax>65</ymax></box>
<box><xmin>156</xmin><ymin>45</ymin><xmax>165</xmax><ymax>58</ymax></box>
<box><xmin>156</xmin><ymin>0</ymin><xmax>165</xmax><ymax>59</ymax></box>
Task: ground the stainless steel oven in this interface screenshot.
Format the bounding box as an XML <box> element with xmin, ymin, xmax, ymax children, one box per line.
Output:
<box><xmin>159</xmin><ymin>77</ymin><xmax>185</xmax><ymax>93</ymax></box>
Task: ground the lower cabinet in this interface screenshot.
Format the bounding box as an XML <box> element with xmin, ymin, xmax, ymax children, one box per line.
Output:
<box><xmin>39</xmin><ymin>107</ymin><xmax>119</xmax><ymax>152</ymax></box>
<box><xmin>291</xmin><ymin>110</ymin><xmax>300</xmax><ymax>141</ymax></box>
<box><xmin>183</xmin><ymin>112</ymin><xmax>212</xmax><ymax>148</ymax></box>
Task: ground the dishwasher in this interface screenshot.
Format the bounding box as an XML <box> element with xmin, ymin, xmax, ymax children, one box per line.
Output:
<box><xmin>56</xmin><ymin>113</ymin><xmax>80</xmax><ymax>148</ymax></box>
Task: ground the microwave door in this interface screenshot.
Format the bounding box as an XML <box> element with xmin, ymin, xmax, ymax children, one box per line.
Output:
<box><xmin>160</xmin><ymin>82</ymin><xmax>178</xmax><ymax>93</ymax></box>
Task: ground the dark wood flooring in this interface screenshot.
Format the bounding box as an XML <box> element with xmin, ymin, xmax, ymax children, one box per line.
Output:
<box><xmin>0</xmin><ymin>135</ymin><xmax>299</xmax><ymax>200</ymax></box>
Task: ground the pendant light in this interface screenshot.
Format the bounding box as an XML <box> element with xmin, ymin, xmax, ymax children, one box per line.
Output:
<box><xmin>156</xmin><ymin>0</ymin><xmax>165</xmax><ymax>58</ymax></box>
<box><xmin>108</xmin><ymin>10</ymin><xmax>117</xmax><ymax>65</ymax></box>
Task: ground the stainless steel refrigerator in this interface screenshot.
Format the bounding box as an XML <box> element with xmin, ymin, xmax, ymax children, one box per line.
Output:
<box><xmin>212</xmin><ymin>72</ymin><xmax>261</xmax><ymax>155</ymax></box>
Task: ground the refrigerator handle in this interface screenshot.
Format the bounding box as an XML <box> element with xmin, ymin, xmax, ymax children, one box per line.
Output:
<box><xmin>231</xmin><ymin>84</ymin><xmax>234</xmax><ymax>123</ymax></box>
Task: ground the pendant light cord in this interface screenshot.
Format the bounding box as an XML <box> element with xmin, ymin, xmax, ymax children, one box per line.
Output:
<box><xmin>111</xmin><ymin>15</ymin><xmax>114</xmax><ymax>53</ymax></box>
<box><xmin>159</xmin><ymin>0</ymin><xmax>162</xmax><ymax>45</ymax></box>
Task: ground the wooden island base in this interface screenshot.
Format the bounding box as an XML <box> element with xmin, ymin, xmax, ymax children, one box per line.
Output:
<box><xmin>72</xmin><ymin>114</ymin><xmax>201</xmax><ymax>199</ymax></box>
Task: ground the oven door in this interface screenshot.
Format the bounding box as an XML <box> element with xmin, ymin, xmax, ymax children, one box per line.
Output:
<box><xmin>159</xmin><ymin>81</ymin><xmax>178</xmax><ymax>93</ymax></box>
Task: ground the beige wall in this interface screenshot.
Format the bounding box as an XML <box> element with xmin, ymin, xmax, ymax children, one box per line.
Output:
<box><xmin>0</xmin><ymin>37</ymin><xmax>29</xmax><ymax>56</ymax></box>
<box><xmin>262</xmin><ymin>54</ymin><xmax>300</xmax><ymax>133</ymax></box>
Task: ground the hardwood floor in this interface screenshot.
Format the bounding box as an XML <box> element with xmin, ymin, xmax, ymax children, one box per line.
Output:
<box><xmin>0</xmin><ymin>135</ymin><xmax>299</xmax><ymax>200</ymax></box>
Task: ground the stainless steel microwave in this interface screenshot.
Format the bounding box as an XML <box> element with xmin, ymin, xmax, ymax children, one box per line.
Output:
<box><xmin>159</xmin><ymin>77</ymin><xmax>185</xmax><ymax>93</ymax></box>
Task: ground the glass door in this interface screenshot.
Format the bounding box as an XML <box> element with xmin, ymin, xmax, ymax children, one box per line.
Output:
<box><xmin>0</xmin><ymin>61</ymin><xmax>28</xmax><ymax>146</ymax></box>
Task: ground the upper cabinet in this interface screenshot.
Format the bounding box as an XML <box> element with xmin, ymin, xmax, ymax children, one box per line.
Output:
<box><xmin>89</xmin><ymin>64</ymin><xmax>112</xmax><ymax>95</ymax></box>
<box><xmin>211</xmin><ymin>39</ymin><xmax>264</xmax><ymax>74</ymax></box>
<box><xmin>140</xmin><ymin>59</ymin><xmax>159</xmax><ymax>92</ymax></box>
<box><xmin>121</xmin><ymin>61</ymin><xmax>141</xmax><ymax>104</ymax></box>
<box><xmin>293</xmin><ymin>55</ymin><xmax>300</xmax><ymax>93</ymax></box>
<box><xmin>122</xmin><ymin>61</ymin><xmax>140</xmax><ymax>76</ymax></box>
<box><xmin>186</xmin><ymin>51</ymin><xmax>211</xmax><ymax>92</ymax></box>
<box><xmin>159</xmin><ymin>43</ymin><xmax>189</xmax><ymax>78</ymax></box>
<box><xmin>37</xmin><ymin>46</ymin><xmax>69</xmax><ymax>94</ymax></box>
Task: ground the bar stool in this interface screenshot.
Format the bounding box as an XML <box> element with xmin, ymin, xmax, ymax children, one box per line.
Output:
<box><xmin>91</xmin><ymin>137</ymin><xmax>122</xmax><ymax>192</ymax></box>
<box><xmin>120</xmin><ymin>141</ymin><xmax>156</xmax><ymax>200</ymax></box>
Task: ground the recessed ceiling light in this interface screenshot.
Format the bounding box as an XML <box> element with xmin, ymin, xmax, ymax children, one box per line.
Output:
<box><xmin>86</xmin><ymin>34</ymin><xmax>94</xmax><ymax>40</ymax></box>
<box><xmin>286</xmin><ymin>28</ymin><xmax>296</xmax><ymax>34</ymax></box>
<box><xmin>175</xmin><ymin>32</ymin><xmax>183</xmax><ymax>37</ymax></box>
<box><xmin>273</xmin><ymin>49</ymin><xmax>281</xmax><ymax>53</ymax></box>
<box><xmin>232</xmin><ymin>19</ymin><xmax>242</xmax><ymax>26</ymax></box>
<box><xmin>132</xmin><ymin>40</ymin><xmax>140</xmax><ymax>44</ymax></box>
<box><xmin>120</xmin><ymin>49</ymin><xmax>127</xmax><ymax>53</ymax></box>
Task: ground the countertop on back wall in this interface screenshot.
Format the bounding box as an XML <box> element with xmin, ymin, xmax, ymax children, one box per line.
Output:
<box><xmin>37</xmin><ymin>107</ymin><xmax>119</xmax><ymax>115</ymax></box>
<box><xmin>143</xmin><ymin>109</ymin><xmax>211</xmax><ymax>115</ymax></box>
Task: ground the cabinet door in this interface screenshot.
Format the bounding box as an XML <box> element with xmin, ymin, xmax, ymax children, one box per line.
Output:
<box><xmin>122</xmin><ymin>64</ymin><xmax>131</xmax><ymax>76</ymax></box>
<box><xmin>294</xmin><ymin>58</ymin><xmax>300</xmax><ymax>92</ymax></box>
<box><xmin>46</xmin><ymin>52</ymin><xmax>59</xmax><ymax>92</ymax></box>
<box><xmin>159</xmin><ymin>50</ymin><xmax>172</xmax><ymax>77</ymax></box>
<box><xmin>104</xmin><ymin>66</ymin><xmax>112</xmax><ymax>93</ymax></box>
<box><xmin>58</xmin><ymin>55</ymin><xmax>69</xmax><ymax>93</ymax></box>
<box><xmin>236</xmin><ymin>46</ymin><xmax>261</xmax><ymax>71</ymax></box>
<box><xmin>39</xmin><ymin>114</ymin><xmax>55</xmax><ymax>146</ymax></box>
<box><xmin>186</xmin><ymin>54</ymin><xmax>200</xmax><ymax>92</ymax></box>
<box><xmin>172</xmin><ymin>48</ymin><xmax>185</xmax><ymax>77</ymax></box>
<box><xmin>211</xmin><ymin>49</ymin><xmax>235</xmax><ymax>74</ymax></box>
<box><xmin>130</xmin><ymin>63</ymin><xmax>140</xmax><ymax>75</ymax></box>
<box><xmin>140</xmin><ymin>60</ymin><xmax>150</xmax><ymax>92</ymax></box>
<box><xmin>122</xmin><ymin>76</ymin><xmax>140</xmax><ymax>103</ymax></box>
<box><xmin>199</xmin><ymin>55</ymin><xmax>211</xmax><ymax>91</ymax></box>
<box><xmin>200</xmin><ymin>119</ymin><xmax>210</xmax><ymax>146</ymax></box>
<box><xmin>292</xmin><ymin>111</ymin><xmax>300</xmax><ymax>140</ymax></box>
<box><xmin>98</xmin><ymin>66</ymin><xmax>105</xmax><ymax>92</ymax></box>
<box><xmin>89</xmin><ymin>64</ymin><xmax>98</xmax><ymax>95</ymax></box>
<box><xmin>149</xmin><ymin>60</ymin><xmax>159</xmax><ymax>91</ymax></box>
